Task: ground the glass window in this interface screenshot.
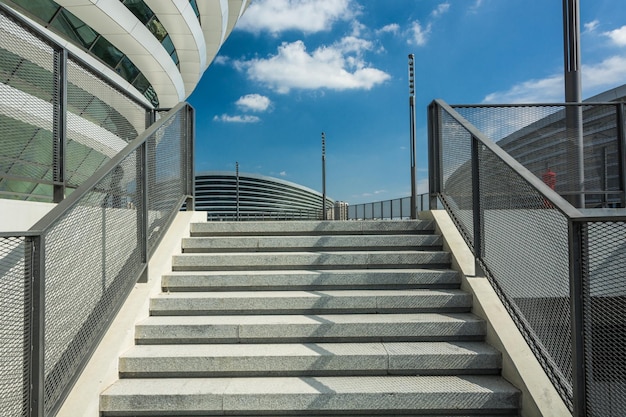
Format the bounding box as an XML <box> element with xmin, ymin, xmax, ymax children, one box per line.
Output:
<box><xmin>146</xmin><ymin>18</ymin><xmax>167</xmax><ymax>42</ymax></box>
<box><xmin>90</xmin><ymin>36</ymin><xmax>124</xmax><ymax>69</ymax></box>
<box><xmin>121</xmin><ymin>0</ymin><xmax>154</xmax><ymax>24</ymax></box>
<box><xmin>161</xmin><ymin>35</ymin><xmax>175</xmax><ymax>56</ymax></box>
<box><xmin>116</xmin><ymin>56</ymin><xmax>140</xmax><ymax>84</ymax></box>
<box><xmin>49</xmin><ymin>9</ymin><xmax>97</xmax><ymax>49</ymax></box>
<box><xmin>9</xmin><ymin>0</ymin><xmax>60</xmax><ymax>23</ymax></box>
<box><xmin>189</xmin><ymin>0</ymin><xmax>200</xmax><ymax>21</ymax></box>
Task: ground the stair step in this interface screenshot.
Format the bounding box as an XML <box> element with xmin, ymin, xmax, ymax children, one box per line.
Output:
<box><xmin>100</xmin><ymin>375</ymin><xmax>519</xmax><ymax>416</ymax></box>
<box><xmin>182</xmin><ymin>234</ymin><xmax>442</xmax><ymax>252</ymax></box>
<box><xmin>161</xmin><ymin>269</ymin><xmax>461</xmax><ymax>292</ymax></box>
<box><xmin>119</xmin><ymin>341</ymin><xmax>502</xmax><ymax>377</ymax></box>
<box><xmin>172</xmin><ymin>250</ymin><xmax>451</xmax><ymax>271</ymax></box>
<box><xmin>149</xmin><ymin>289</ymin><xmax>472</xmax><ymax>315</ymax></box>
<box><xmin>135</xmin><ymin>313</ymin><xmax>486</xmax><ymax>344</ymax></box>
<box><xmin>190</xmin><ymin>220</ymin><xmax>436</xmax><ymax>236</ymax></box>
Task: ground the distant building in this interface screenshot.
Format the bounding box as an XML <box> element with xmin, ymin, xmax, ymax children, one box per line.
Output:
<box><xmin>334</xmin><ymin>201</ymin><xmax>349</xmax><ymax>220</ymax></box>
<box><xmin>195</xmin><ymin>171</ymin><xmax>335</xmax><ymax>220</ymax></box>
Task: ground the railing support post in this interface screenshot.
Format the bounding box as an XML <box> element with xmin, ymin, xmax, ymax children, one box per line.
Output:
<box><xmin>29</xmin><ymin>235</ymin><xmax>45</xmax><ymax>417</ymax></box>
<box><xmin>569</xmin><ymin>219</ymin><xmax>587</xmax><ymax>417</ymax></box>
<box><xmin>471</xmin><ymin>136</ymin><xmax>483</xmax><ymax>257</ymax></box>
<box><xmin>428</xmin><ymin>101</ymin><xmax>441</xmax><ymax>210</ymax></box>
<box><xmin>185</xmin><ymin>105</ymin><xmax>195</xmax><ymax>211</ymax></box>
<box><xmin>52</xmin><ymin>48</ymin><xmax>67</xmax><ymax>203</ymax></box>
<box><xmin>616</xmin><ymin>103</ymin><xmax>626</xmax><ymax>208</ymax></box>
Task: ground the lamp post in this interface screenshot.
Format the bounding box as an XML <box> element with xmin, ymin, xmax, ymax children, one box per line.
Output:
<box><xmin>563</xmin><ymin>0</ymin><xmax>584</xmax><ymax>208</ymax></box>
<box><xmin>408</xmin><ymin>54</ymin><xmax>417</xmax><ymax>219</ymax></box>
<box><xmin>321</xmin><ymin>132</ymin><xmax>327</xmax><ymax>220</ymax></box>
<box><xmin>236</xmin><ymin>161</ymin><xmax>240</xmax><ymax>221</ymax></box>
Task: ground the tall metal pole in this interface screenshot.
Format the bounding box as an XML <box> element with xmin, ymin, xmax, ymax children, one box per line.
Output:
<box><xmin>322</xmin><ymin>132</ymin><xmax>327</xmax><ymax>220</ymax></box>
<box><xmin>563</xmin><ymin>0</ymin><xmax>584</xmax><ymax>208</ymax></box>
<box><xmin>408</xmin><ymin>54</ymin><xmax>417</xmax><ymax>219</ymax></box>
<box><xmin>236</xmin><ymin>161</ymin><xmax>240</xmax><ymax>221</ymax></box>
<box><xmin>563</xmin><ymin>4</ymin><xmax>587</xmax><ymax>416</ymax></box>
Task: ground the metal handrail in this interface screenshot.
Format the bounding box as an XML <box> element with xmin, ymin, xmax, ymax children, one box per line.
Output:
<box><xmin>1</xmin><ymin>102</ymin><xmax>194</xmax><ymax>417</ymax></box>
<box><xmin>429</xmin><ymin>98</ymin><xmax>626</xmax><ymax>417</ymax></box>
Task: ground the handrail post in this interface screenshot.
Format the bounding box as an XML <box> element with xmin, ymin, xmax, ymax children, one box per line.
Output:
<box><xmin>29</xmin><ymin>235</ymin><xmax>45</xmax><ymax>417</ymax></box>
<box><xmin>52</xmin><ymin>48</ymin><xmax>67</xmax><ymax>203</ymax></box>
<box><xmin>185</xmin><ymin>104</ymin><xmax>195</xmax><ymax>211</ymax></box>
<box><xmin>428</xmin><ymin>101</ymin><xmax>441</xmax><ymax>210</ymax></box>
<box><xmin>471</xmin><ymin>136</ymin><xmax>483</xmax><ymax>257</ymax></box>
<box><xmin>137</xmin><ymin>141</ymin><xmax>149</xmax><ymax>283</ymax></box>
<box><xmin>616</xmin><ymin>102</ymin><xmax>626</xmax><ymax>208</ymax></box>
<box><xmin>569</xmin><ymin>219</ymin><xmax>587</xmax><ymax>417</ymax></box>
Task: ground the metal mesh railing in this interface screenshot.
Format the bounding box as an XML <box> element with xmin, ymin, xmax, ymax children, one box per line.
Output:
<box><xmin>430</xmin><ymin>99</ymin><xmax>626</xmax><ymax>416</ymax></box>
<box><xmin>0</xmin><ymin>102</ymin><xmax>194</xmax><ymax>417</ymax></box>
<box><xmin>581</xmin><ymin>220</ymin><xmax>626</xmax><ymax>417</ymax></box>
<box><xmin>0</xmin><ymin>236</ymin><xmax>31</xmax><ymax>417</ymax></box>
<box><xmin>454</xmin><ymin>103</ymin><xmax>625</xmax><ymax>208</ymax></box>
<box><xmin>0</xmin><ymin>7</ymin><xmax>150</xmax><ymax>202</ymax></box>
<box><xmin>347</xmin><ymin>195</ymin><xmax>428</xmax><ymax>220</ymax></box>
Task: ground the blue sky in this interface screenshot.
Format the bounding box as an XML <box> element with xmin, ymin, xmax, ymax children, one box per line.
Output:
<box><xmin>188</xmin><ymin>0</ymin><xmax>626</xmax><ymax>205</ymax></box>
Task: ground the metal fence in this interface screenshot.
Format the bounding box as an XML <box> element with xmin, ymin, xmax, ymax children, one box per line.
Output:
<box><xmin>347</xmin><ymin>194</ymin><xmax>429</xmax><ymax>220</ymax></box>
<box><xmin>429</xmin><ymin>99</ymin><xmax>626</xmax><ymax>417</ymax></box>
<box><xmin>0</xmin><ymin>5</ymin><xmax>151</xmax><ymax>202</ymax></box>
<box><xmin>0</xmin><ymin>102</ymin><xmax>194</xmax><ymax>417</ymax></box>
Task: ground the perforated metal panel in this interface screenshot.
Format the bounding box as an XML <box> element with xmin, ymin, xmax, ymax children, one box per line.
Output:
<box><xmin>583</xmin><ymin>221</ymin><xmax>626</xmax><ymax>417</ymax></box>
<box><xmin>438</xmin><ymin>107</ymin><xmax>475</xmax><ymax>250</ymax></box>
<box><xmin>41</xmin><ymin>150</ymin><xmax>143</xmax><ymax>415</ymax></box>
<box><xmin>0</xmin><ymin>10</ymin><xmax>55</xmax><ymax>200</ymax></box>
<box><xmin>477</xmin><ymin>144</ymin><xmax>573</xmax><ymax>405</ymax></box>
<box><xmin>455</xmin><ymin>104</ymin><xmax>623</xmax><ymax>209</ymax></box>
<box><xmin>0</xmin><ymin>236</ymin><xmax>30</xmax><ymax>417</ymax></box>
<box><xmin>65</xmin><ymin>57</ymin><xmax>146</xmax><ymax>189</ymax></box>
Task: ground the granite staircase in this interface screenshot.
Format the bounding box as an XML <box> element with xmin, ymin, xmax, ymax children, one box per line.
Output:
<box><xmin>100</xmin><ymin>220</ymin><xmax>520</xmax><ymax>416</ymax></box>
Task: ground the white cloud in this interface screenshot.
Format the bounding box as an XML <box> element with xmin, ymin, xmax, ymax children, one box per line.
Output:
<box><xmin>407</xmin><ymin>21</ymin><xmax>431</xmax><ymax>46</ymax></box>
<box><xmin>236</xmin><ymin>39</ymin><xmax>390</xmax><ymax>93</ymax></box>
<box><xmin>483</xmin><ymin>54</ymin><xmax>626</xmax><ymax>104</ymax></box>
<box><xmin>604</xmin><ymin>25</ymin><xmax>626</xmax><ymax>46</ymax></box>
<box><xmin>213</xmin><ymin>114</ymin><xmax>261</xmax><ymax>123</ymax></box>
<box><xmin>584</xmin><ymin>20</ymin><xmax>599</xmax><ymax>33</ymax></box>
<box><xmin>431</xmin><ymin>3</ymin><xmax>451</xmax><ymax>18</ymax></box>
<box><xmin>483</xmin><ymin>74</ymin><xmax>563</xmax><ymax>104</ymax></box>
<box><xmin>236</xmin><ymin>94</ymin><xmax>272</xmax><ymax>112</ymax></box>
<box><xmin>377</xmin><ymin>23</ymin><xmax>400</xmax><ymax>35</ymax></box>
<box><xmin>280</xmin><ymin>171</ymin><xmax>287</xmax><ymax>177</ymax></box>
<box><xmin>237</xmin><ymin>0</ymin><xmax>356</xmax><ymax>34</ymax></box>
<box><xmin>213</xmin><ymin>55</ymin><xmax>230</xmax><ymax>65</ymax></box>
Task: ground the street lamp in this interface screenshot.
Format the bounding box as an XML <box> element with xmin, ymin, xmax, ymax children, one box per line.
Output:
<box><xmin>408</xmin><ymin>54</ymin><xmax>417</xmax><ymax>219</ymax></box>
<box><xmin>321</xmin><ymin>132</ymin><xmax>327</xmax><ymax>220</ymax></box>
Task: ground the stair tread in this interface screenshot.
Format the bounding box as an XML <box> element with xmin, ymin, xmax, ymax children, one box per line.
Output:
<box><xmin>119</xmin><ymin>341</ymin><xmax>502</xmax><ymax>377</ymax></box>
<box><xmin>100</xmin><ymin>375</ymin><xmax>519</xmax><ymax>414</ymax></box>
<box><xmin>182</xmin><ymin>234</ymin><xmax>442</xmax><ymax>252</ymax></box>
<box><xmin>149</xmin><ymin>289</ymin><xmax>472</xmax><ymax>315</ymax></box>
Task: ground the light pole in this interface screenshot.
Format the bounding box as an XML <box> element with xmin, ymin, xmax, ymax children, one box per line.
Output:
<box><xmin>235</xmin><ymin>161</ymin><xmax>240</xmax><ymax>221</ymax></box>
<box><xmin>321</xmin><ymin>132</ymin><xmax>327</xmax><ymax>220</ymax></box>
<box><xmin>563</xmin><ymin>0</ymin><xmax>584</xmax><ymax>208</ymax></box>
<box><xmin>408</xmin><ymin>54</ymin><xmax>417</xmax><ymax>219</ymax></box>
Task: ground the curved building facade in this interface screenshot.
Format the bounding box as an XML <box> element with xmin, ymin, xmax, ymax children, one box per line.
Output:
<box><xmin>196</xmin><ymin>171</ymin><xmax>335</xmax><ymax>220</ymax></box>
<box><xmin>0</xmin><ymin>0</ymin><xmax>249</xmax><ymax>204</ymax></box>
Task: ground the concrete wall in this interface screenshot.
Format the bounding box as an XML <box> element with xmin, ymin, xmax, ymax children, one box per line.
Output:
<box><xmin>0</xmin><ymin>199</ymin><xmax>55</xmax><ymax>232</ymax></box>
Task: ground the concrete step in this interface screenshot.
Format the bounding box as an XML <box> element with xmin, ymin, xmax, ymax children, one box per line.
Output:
<box><xmin>134</xmin><ymin>313</ymin><xmax>486</xmax><ymax>344</ymax></box>
<box><xmin>149</xmin><ymin>289</ymin><xmax>472</xmax><ymax>315</ymax></box>
<box><xmin>190</xmin><ymin>219</ymin><xmax>436</xmax><ymax>237</ymax></box>
<box><xmin>182</xmin><ymin>234</ymin><xmax>442</xmax><ymax>252</ymax></box>
<box><xmin>161</xmin><ymin>269</ymin><xmax>461</xmax><ymax>292</ymax></box>
<box><xmin>172</xmin><ymin>250</ymin><xmax>451</xmax><ymax>271</ymax></box>
<box><xmin>119</xmin><ymin>341</ymin><xmax>502</xmax><ymax>378</ymax></box>
<box><xmin>100</xmin><ymin>375</ymin><xmax>520</xmax><ymax>416</ymax></box>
